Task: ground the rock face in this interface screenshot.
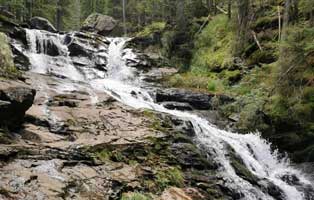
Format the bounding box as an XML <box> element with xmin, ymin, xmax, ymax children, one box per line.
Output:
<box><xmin>0</xmin><ymin>80</ymin><xmax>36</xmax><ymax>129</ymax></box>
<box><xmin>156</xmin><ymin>89</ymin><xmax>234</xmax><ymax>110</ymax></box>
<box><xmin>64</xmin><ymin>32</ymin><xmax>109</xmax><ymax>70</ymax></box>
<box><xmin>81</xmin><ymin>13</ymin><xmax>117</xmax><ymax>36</ymax></box>
<box><xmin>156</xmin><ymin>89</ymin><xmax>213</xmax><ymax>110</ymax></box>
<box><xmin>29</xmin><ymin>17</ymin><xmax>57</xmax><ymax>32</ymax></box>
<box><xmin>0</xmin><ymin>32</ymin><xmax>15</xmax><ymax>74</ymax></box>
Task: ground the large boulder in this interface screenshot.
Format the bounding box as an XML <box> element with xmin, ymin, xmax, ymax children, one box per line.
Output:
<box><xmin>156</xmin><ymin>89</ymin><xmax>234</xmax><ymax>110</ymax></box>
<box><xmin>156</xmin><ymin>89</ymin><xmax>214</xmax><ymax>110</ymax></box>
<box><xmin>29</xmin><ymin>17</ymin><xmax>57</xmax><ymax>32</ymax></box>
<box><xmin>81</xmin><ymin>13</ymin><xmax>117</xmax><ymax>36</ymax></box>
<box><xmin>0</xmin><ymin>80</ymin><xmax>36</xmax><ymax>130</ymax></box>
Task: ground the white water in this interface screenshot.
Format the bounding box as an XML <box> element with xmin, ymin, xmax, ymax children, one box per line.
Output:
<box><xmin>20</xmin><ymin>29</ymin><xmax>313</xmax><ymax>200</ymax></box>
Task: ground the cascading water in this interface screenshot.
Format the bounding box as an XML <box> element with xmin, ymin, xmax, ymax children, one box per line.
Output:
<box><xmin>18</xmin><ymin>29</ymin><xmax>314</xmax><ymax>200</ymax></box>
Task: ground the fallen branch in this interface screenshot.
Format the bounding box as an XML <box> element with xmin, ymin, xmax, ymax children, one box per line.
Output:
<box><xmin>196</xmin><ymin>13</ymin><xmax>212</xmax><ymax>35</ymax></box>
<box><xmin>216</xmin><ymin>6</ymin><xmax>228</xmax><ymax>15</ymax></box>
<box><xmin>251</xmin><ymin>30</ymin><xmax>263</xmax><ymax>51</ymax></box>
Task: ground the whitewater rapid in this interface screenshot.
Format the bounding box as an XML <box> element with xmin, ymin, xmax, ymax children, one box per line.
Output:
<box><xmin>18</xmin><ymin>29</ymin><xmax>314</xmax><ymax>200</ymax></box>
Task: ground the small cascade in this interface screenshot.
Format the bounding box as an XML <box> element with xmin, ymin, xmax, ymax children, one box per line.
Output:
<box><xmin>12</xmin><ymin>29</ymin><xmax>314</xmax><ymax>200</ymax></box>
<box><xmin>25</xmin><ymin>29</ymin><xmax>84</xmax><ymax>81</ymax></box>
<box><xmin>94</xmin><ymin>38</ymin><xmax>314</xmax><ymax>200</ymax></box>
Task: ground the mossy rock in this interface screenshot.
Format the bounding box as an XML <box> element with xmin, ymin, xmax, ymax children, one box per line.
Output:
<box><xmin>136</xmin><ymin>22</ymin><xmax>166</xmax><ymax>38</ymax></box>
<box><xmin>155</xmin><ymin>167</ymin><xmax>184</xmax><ymax>191</ymax></box>
<box><xmin>219</xmin><ymin>70</ymin><xmax>242</xmax><ymax>85</ymax></box>
<box><xmin>0</xmin><ymin>32</ymin><xmax>20</xmax><ymax>79</ymax></box>
<box><xmin>121</xmin><ymin>192</ymin><xmax>152</xmax><ymax>200</ymax></box>
<box><xmin>251</xmin><ymin>16</ymin><xmax>278</xmax><ymax>31</ymax></box>
<box><xmin>246</xmin><ymin>50</ymin><xmax>278</xmax><ymax>66</ymax></box>
<box><xmin>229</xmin><ymin>149</ymin><xmax>259</xmax><ymax>185</ymax></box>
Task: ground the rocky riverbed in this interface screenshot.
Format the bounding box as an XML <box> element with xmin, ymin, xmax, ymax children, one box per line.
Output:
<box><xmin>0</xmin><ymin>72</ymin><xmax>231</xmax><ymax>200</ymax></box>
<box><xmin>1</xmin><ymin>14</ymin><xmax>314</xmax><ymax>200</ymax></box>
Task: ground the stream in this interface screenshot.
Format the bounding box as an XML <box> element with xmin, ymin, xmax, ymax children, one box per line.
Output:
<box><xmin>10</xmin><ymin>28</ymin><xmax>314</xmax><ymax>200</ymax></box>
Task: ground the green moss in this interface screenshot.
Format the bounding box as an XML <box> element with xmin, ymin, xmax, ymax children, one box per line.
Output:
<box><xmin>121</xmin><ymin>192</ymin><xmax>152</xmax><ymax>200</ymax></box>
<box><xmin>191</xmin><ymin>15</ymin><xmax>234</xmax><ymax>72</ymax></box>
<box><xmin>229</xmin><ymin>151</ymin><xmax>258</xmax><ymax>184</ymax></box>
<box><xmin>251</xmin><ymin>16</ymin><xmax>278</xmax><ymax>30</ymax></box>
<box><xmin>246</xmin><ymin>50</ymin><xmax>278</xmax><ymax>66</ymax></box>
<box><xmin>94</xmin><ymin>149</ymin><xmax>125</xmax><ymax>163</ymax></box>
<box><xmin>219</xmin><ymin>70</ymin><xmax>242</xmax><ymax>84</ymax></box>
<box><xmin>156</xmin><ymin>167</ymin><xmax>184</xmax><ymax>191</ymax></box>
<box><xmin>136</xmin><ymin>22</ymin><xmax>166</xmax><ymax>37</ymax></box>
<box><xmin>95</xmin><ymin>149</ymin><xmax>111</xmax><ymax>162</ymax></box>
<box><xmin>0</xmin><ymin>32</ymin><xmax>21</xmax><ymax>79</ymax></box>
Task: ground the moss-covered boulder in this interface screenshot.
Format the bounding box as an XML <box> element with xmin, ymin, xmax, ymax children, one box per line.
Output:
<box><xmin>0</xmin><ymin>32</ymin><xmax>20</xmax><ymax>79</ymax></box>
<box><xmin>81</xmin><ymin>13</ymin><xmax>118</xmax><ymax>36</ymax></box>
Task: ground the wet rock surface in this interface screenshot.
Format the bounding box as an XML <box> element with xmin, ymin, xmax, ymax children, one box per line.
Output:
<box><xmin>156</xmin><ymin>88</ymin><xmax>234</xmax><ymax>110</ymax></box>
<box><xmin>29</xmin><ymin>17</ymin><xmax>57</xmax><ymax>32</ymax></box>
<box><xmin>0</xmin><ymin>73</ymin><xmax>231</xmax><ymax>200</ymax></box>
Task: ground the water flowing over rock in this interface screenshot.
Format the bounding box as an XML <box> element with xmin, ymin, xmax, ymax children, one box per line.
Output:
<box><xmin>5</xmin><ymin>28</ymin><xmax>314</xmax><ymax>200</ymax></box>
<box><xmin>81</xmin><ymin>13</ymin><xmax>117</xmax><ymax>36</ymax></box>
<box><xmin>29</xmin><ymin>17</ymin><xmax>57</xmax><ymax>32</ymax></box>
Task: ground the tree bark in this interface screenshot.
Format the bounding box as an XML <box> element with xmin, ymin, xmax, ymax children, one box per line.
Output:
<box><xmin>292</xmin><ymin>0</ymin><xmax>298</xmax><ymax>23</ymax></box>
<box><xmin>122</xmin><ymin>0</ymin><xmax>127</xmax><ymax>36</ymax></box>
<box><xmin>236</xmin><ymin>0</ymin><xmax>250</xmax><ymax>56</ymax></box>
<box><xmin>310</xmin><ymin>10</ymin><xmax>314</xmax><ymax>27</ymax></box>
<box><xmin>282</xmin><ymin>0</ymin><xmax>291</xmax><ymax>40</ymax></box>
<box><xmin>228</xmin><ymin>0</ymin><xmax>232</xmax><ymax>19</ymax></box>
<box><xmin>56</xmin><ymin>0</ymin><xmax>62</xmax><ymax>31</ymax></box>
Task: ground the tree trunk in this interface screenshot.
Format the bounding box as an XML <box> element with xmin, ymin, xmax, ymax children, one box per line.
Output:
<box><xmin>292</xmin><ymin>0</ymin><xmax>298</xmax><ymax>23</ymax></box>
<box><xmin>122</xmin><ymin>0</ymin><xmax>127</xmax><ymax>36</ymax></box>
<box><xmin>228</xmin><ymin>0</ymin><xmax>232</xmax><ymax>19</ymax></box>
<box><xmin>283</xmin><ymin>0</ymin><xmax>291</xmax><ymax>39</ymax></box>
<box><xmin>310</xmin><ymin>10</ymin><xmax>314</xmax><ymax>27</ymax></box>
<box><xmin>236</xmin><ymin>0</ymin><xmax>250</xmax><ymax>56</ymax></box>
<box><xmin>56</xmin><ymin>0</ymin><xmax>62</xmax><ymax>31</ymax></box>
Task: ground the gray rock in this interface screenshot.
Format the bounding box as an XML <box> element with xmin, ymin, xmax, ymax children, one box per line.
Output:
<box><xmin>81</xmin><ymin>13</ymin><xmax>117</xmax><ymax>36</ymax></box>
<box><xmin>156</xmin><ymin>89</ymin><xmax>234</xmax><ymax>110</ymax></box>
<box><xmin>0</xmin><ymin>81</ymin><xmax>36</xmax><ymax>130</ymax></box>
<box><xmin>156</xmin><ymin>89</ymin><xmax>214</xmax><ymax>110</ymax></box>
<box><xmin>161</xmin><ymin>101</ymin><xmax>193</xmax><ymax>111</ymax></box>
<box><xmin>29</xmin><ymin>17</ymin><xmax>57</xmax><ymax>32</ymax></box>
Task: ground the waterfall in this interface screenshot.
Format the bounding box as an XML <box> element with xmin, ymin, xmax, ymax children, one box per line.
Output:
<box><xmin>18</xmin><ymin>29</ymin><xmax>314</xmax><ymax>200</ymax></box>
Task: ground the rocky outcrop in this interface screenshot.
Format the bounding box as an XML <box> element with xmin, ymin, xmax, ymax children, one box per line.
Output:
<box><xmin>64</xmin><ymin>32</ymin><xmax>109</xmax><ymax>70</ymax></box>
<box><xmin>0</xmin><ymin>80</ymin><xmax>35</xmax><ymax>129</ymax></box>
<box><xmin>0</xmin><ymin>32</ymin><xmax>15</xmax><ymax>76</ymax></box>
<box><xmin>29</xmin><ymin>17</ymin><xmax>57</xmax><ymax>32</ymax></box>
<box><xmin>81</xmin><ymin>13</ymin><xmax>117</xmax><ymax>36</ymax></box>
<box><xmin>156</xmin><ymin>88</ymin><xmax>234</xmax><ymax>110</ymax></box>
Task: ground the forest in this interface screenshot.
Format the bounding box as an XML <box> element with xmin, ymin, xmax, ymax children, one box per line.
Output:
<box><xmin>0</xmin><ymin>0</ymin><xmax>314</xmax><ymax>199</ymax></box>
